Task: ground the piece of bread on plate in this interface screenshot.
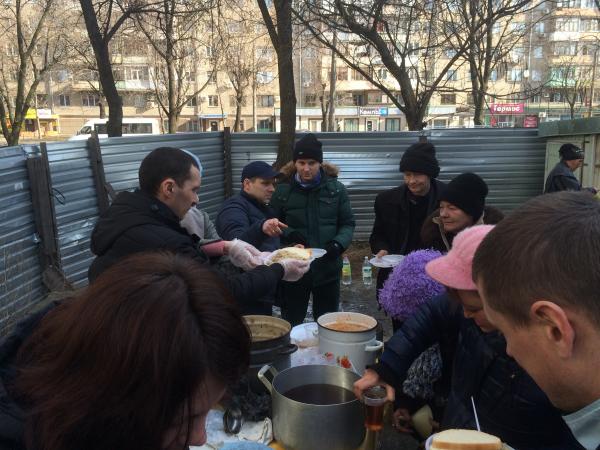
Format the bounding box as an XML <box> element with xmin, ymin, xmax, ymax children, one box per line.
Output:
<box><xmin>431</xmin><ymin>429</ymin><xmax>502</xmax><ymax>450</ymax></box>
<box><xmin>268</xmin><ymin>247</ymin><xmax>312</xmax><ymax>264</ymax></box>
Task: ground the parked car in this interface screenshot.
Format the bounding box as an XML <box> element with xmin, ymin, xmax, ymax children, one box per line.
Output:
<box><xmin>68</xmin><ymin>117</ymin><xmax>160</xmax><ymax>141</ymax></box>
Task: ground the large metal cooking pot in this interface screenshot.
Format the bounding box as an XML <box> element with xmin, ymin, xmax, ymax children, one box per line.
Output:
<box><xmin>317</xmin><ymin>312</ymin><xmax>383</xmax><ymax>374</ymax></box>
<box><xmin>244</xmin><ymin>315</ymin><xmax>298</xmax><ymax>393</ymax></box>
<box><xmin>258</xmin><ymin>364</ymin><xmax>365</xmax><ymax>450</ymax></box>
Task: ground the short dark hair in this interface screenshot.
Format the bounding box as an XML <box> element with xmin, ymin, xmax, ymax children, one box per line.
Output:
<box><xmin>139</xmin><ymin>147</ymin><xmax>200</xmax><ymax>195</ymax></box>
<box><xmin>473</xmin><ymin>191</ymin><xmax>600</xmax><ymax>327</ymax></box>
<box><xmin>17</xmin><ymin>252</ymin><xmax>250</xmax><ymax>450</ymax></box>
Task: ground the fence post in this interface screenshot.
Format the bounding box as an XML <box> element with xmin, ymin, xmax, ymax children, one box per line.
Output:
<box><xmin>26</xmin><ymin>143</ymin><xmax>72</xmax><ymax>291</ymax></box>
<box><xmin>223</xmin><ymin>126</ymin><xmax>233</xmax><ymax>198</ymax></box>
<box><xmin>87</xmin><ymin>133</ymin><xmax>113</xmax><ymax>213</ymax></box>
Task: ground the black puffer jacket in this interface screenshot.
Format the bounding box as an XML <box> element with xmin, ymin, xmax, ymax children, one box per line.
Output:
<box><xmin>369</xmin><ymin>180</ymin><xmax>446</xmax><ymax>256</ymax></box>
<box><xmin>544</xmin><ymin>161</ymin><xmax>583</xmax><ymax>193</ymax></box>
<box><xmin>373</xmin><ymin>294</ymin><xmax>582</xmax><ymax>450</ymax></box>
<box><xmin>88</xmin><ymin>190</ymin><xmax>283</xmax><ymax>307</ymax></box>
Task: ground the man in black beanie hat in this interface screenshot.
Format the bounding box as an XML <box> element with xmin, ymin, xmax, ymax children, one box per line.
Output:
<box><xmin>544</xmin><ymin>143</ymin><xmax>598</xmax><ymax>194</ymax></box>
<box><xmin>270</xmin><ymin>133</ymin><xmax>356</xmax><ymax>326</ymax></box>
<box><xmin>369</xmin><ymin>141</ymin><xmax>446</xmax><ymax>330</ymax></box>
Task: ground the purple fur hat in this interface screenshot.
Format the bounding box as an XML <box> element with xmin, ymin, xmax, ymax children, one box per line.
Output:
<box><xmin>378</xmin><ymin>249</ymin><xmax>445</xmax><ymax>320</ymax></box>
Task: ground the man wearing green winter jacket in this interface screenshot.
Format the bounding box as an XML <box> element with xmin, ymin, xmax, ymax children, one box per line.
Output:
<box><xmin>271</xmin><ymin>133</ymin><xmax>355</xmax><ymax>325</ymax></box>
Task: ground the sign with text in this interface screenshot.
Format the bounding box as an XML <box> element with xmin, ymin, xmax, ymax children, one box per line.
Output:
<box><xmin>523</xmin><ymin>115</ymin><xmax>539</xmax><ymax>128</ymax></box>
<box><xmin>490</xmin><ymin>103</ymin><xmax>524</xmax><ymax>114</ymax></box>
<box><xmin>359</xmin><ymin>107</ymin><xmax>388</xmax><ymax>116</ymax></box>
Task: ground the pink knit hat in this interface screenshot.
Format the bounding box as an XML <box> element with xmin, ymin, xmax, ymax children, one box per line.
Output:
<box><xmin>425</xmin><ymin>225</ymin><xmax>495</xmax><ymax>290</ymax></box>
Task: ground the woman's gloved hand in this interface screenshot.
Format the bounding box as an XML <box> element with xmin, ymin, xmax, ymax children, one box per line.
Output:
<box><xmin>277</xmin><ymin>258</ymin><xmax>310</xmax><ymax>282</ymax></box>
<box><xmin>226</xmin><ymin>239</ymin><xmax>263</xmax><ymax>271</ymax></box>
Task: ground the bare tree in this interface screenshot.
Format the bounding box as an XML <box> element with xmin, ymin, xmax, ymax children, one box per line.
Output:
<box><xmin>549</xmin><ymin>54</ymin><xmax>593</xmax><ymax>119</ymax></box>
<box><xmin>135</xmin><ymin>0</ymin><xmax>215</xmax><ymax>133</ymax></box>
<box><xmin>256</xmin><ymin>0</ymin><xmax>295</xmax><ymax>167</ymax></box>
<box><xmin>0</xmin><ymin>0</ymin><xmax>73</xmax><ymax>145</ymax></box>
<box><xmin>295</xmin><ymin>0</ymin><xmax>474</xmax><ymax>130</ymax></box>
<box><xmin>79</xmin><ymin>0</ymin><xmax>159</xmax><ymax>137</ymax></box>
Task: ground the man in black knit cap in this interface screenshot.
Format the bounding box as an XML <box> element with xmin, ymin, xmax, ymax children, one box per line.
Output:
<box><xmin>544</xmin><ymin>143</ymin><xmax>598</xmax><ymax>194</ymax></box>
<box><xmin>369</xmin><ymin>142</ymin><xmax>446</xmax><ymax>327</ymax></box>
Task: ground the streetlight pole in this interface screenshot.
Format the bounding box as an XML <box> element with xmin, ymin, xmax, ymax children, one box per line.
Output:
<box><xmin>588</xmin><ymin>46</ymin><xmax>598</xmax><ymax>118</ymax></box>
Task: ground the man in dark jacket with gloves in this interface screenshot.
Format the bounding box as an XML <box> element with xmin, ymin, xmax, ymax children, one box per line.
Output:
<box><xmin>544</xmin><ymin>143</ymin><xmax>597</xmax><ymax>194</ymax></box>
<box><xmin>271</xmin><ymin>134</ymin><xmax>355</xmax><ymax>325</ymax></box>
<box><xmin>369</xmin><ymin>142</ymin><xmax>446</xmax><ymax>329</ymax></box>
<box><xmin>88</xmin><ymin>147</ymin><xmax>309</xmax><ymax>308</ymax></box>
<box><xmin>216</xmin><ymin>160</ymin><xmax>286</xmax><ymax>315</ymax></box>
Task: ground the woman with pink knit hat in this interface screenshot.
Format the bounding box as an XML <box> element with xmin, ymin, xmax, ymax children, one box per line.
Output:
<box><xmin>354</xmin><ymin>225</ymin><xmax>580</xmax><ymax>449</ymax></box>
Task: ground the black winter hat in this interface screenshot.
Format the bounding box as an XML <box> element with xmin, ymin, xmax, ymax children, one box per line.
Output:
<box><xmin>294</xmin><ymin>133</ymin><xmax>323</xmax><ymax>163</ymax></box>
<box><xmin>399</xmin><ymin>142</ymin><xmax>440</xmax><ymax>178</ymax></box>
<box><xmin>440</xmin><ymin>172</ymin><xmax>489</xmax><ymax>221</ymax></box>
<box><xmin>559</xmin><ymin>143</ymin><xmax>584</xmax><ymax>161</ymax></box>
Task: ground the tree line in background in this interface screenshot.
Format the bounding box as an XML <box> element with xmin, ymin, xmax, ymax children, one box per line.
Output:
<box><xmin>0</xmin><ymin>0</ymin><xmax>599</xmax><ymax>163</ymax></box>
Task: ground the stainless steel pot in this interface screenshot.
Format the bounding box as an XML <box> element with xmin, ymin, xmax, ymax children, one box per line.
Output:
<box><xmin>258</xmin><ymin>364</ymin><xmax>365</xmax><ymax>450</ymax></box>
<box><xmin>244</xmin><ymin>315</ymin><xmax>298</xmax><ymax>394</ymax></box>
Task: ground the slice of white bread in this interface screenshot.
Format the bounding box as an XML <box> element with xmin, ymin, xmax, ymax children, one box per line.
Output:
<box><xmin>269</xmin><ymin>247</ymin><xmax>312</xmax><ymax>263</ymax></box>
<box><xmin>431</xmin><ymin>429</ymin><xmax>502</xmax><ymax>450</ymax></box>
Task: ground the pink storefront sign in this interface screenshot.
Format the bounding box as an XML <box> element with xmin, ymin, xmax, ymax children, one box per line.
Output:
<box><xmin>490</xmin><ymin>103</ymin><xmax>525</xmax><ymax>114</ymax></box>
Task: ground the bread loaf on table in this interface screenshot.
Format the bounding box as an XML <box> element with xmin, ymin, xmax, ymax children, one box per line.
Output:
<box><xmin>431</xmin><ymin>429</ymin><xmax>502</xmax><ymax>450</ymax></box>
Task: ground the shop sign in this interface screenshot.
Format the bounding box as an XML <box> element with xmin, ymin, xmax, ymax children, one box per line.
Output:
<box><xmin>359</xmin><ymin>107</ymin><xmax>388</xmax><ymax>116</ymax></box>
<box><xmin>490</xmin><ymin>103</ymin><xmax>524</xmax><ymax>114</ymax></box>
<box><xmin>523</xmin><ymin>115</ymin><xmax>538</xmax><ymax>128</ymax></box>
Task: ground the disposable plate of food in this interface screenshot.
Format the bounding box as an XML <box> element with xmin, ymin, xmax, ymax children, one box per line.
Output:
<box><xmin>369</xmin><ymin>254</ymin><xmax>404</xmax><ymax>268</ymax></box>
<box><xmin>264</xmin><ymin>247</ymin><xmax>326</xmax><ymax>264</ymax></box>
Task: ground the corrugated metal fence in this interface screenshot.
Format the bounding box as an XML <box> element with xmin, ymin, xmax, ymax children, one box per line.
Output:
<box><xmin>0</xmin><ymin>128</ymin><xmax>546</xmax><ymax>332</ymax></box>
<box><xmin>231</xmin><ymin>129</ymin><xmax>547</xmax><ymax>238</ymax></box>
<box><xmin>0</xmin><ymin>146</ymin><xmax>44</xmax><ymax>327</ymax></box>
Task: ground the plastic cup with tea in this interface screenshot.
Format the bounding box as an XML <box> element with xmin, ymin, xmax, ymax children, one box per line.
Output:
<box><xmin>363</xmin><ymin>385</ymin><xmax>387</xmax><ymax>431</ymax></box>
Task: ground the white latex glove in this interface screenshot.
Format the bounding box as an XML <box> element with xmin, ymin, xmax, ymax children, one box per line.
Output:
<box><xmin>277</xmin><ymin>258</ymin><xmax>311</xmax><ymax>282</ymax></box>
<box><xmin>227</xmin><ymin>239</ymin><xmax>263</xmax><ymax>271</ymax></box>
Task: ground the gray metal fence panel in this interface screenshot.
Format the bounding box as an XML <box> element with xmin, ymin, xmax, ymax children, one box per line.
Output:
<box><xmin>0</xmin><ymin>146</ymin><xmax>44</xmax><ymax>326</ymax></box>
<box><xmin>100</xmin><ymin>133</ymin><xmax>225</xmax><ymax>219</ymax></box>
<box><xmin>45</xmin><ymin>141</ymin><xmax>100</xmax><ymax>287</ymax></box>
<box><xmin>231</xmin><ymin>129</ymin><xmax>546</xmax><ymax>239</ymax></box>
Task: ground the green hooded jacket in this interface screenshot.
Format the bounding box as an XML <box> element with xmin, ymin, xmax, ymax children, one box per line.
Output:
<box><xmin>270</xmin><ymin>161</ymin><xmax>356</xmax><ymax>285</ymax></box>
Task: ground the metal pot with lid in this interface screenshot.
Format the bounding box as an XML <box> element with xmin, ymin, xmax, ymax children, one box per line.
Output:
<box><xmin>244</xmin><ymin>315</ymin><xmax>298</xmax><ymax>393</ymax></box>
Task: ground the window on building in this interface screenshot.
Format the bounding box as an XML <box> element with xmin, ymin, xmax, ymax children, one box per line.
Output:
<box><xmin>440</xmin><ymin>94</ymin><xmax>456</xmax><ymax>105</ymax></box>
<box><xmin>352</xmin><ymin>93</ymin><xmax>366</xmax><ymax>106</ymax></box>
<box><xmin>256</xmin><ymin>47</ymin><xmax>274</xmax><ymax>60</ymax></box>
<box><xmin>304</xmin><ymin>94</ymin><xmax>317</xmax><ymax>107</ymax></box>
<box><xmin>258</xmin><ymin>118</ymin><xmax>273</xmax><ymax>132</ymax></box>
<box><xmin>446</xmin><ymin>69</ymin><xmax>458</xmax><ymax>81</ymax></box>
<box><xmin>445</xmin><ymin>48</ymin><xmax>457</xmax><ymax>58</ymax></box>
<box><xmin>433</xmin><ymin>119</ymin><xmax>448</xmax><ymax>128</ymax></box>
<box><xmin>183</xmin><ymin>71</ymin><xmax>196</xmax><ymax>82</ymax></box>
<box><xmin>36</xmin><ymin>94</ymin><xmax>47</xmax><ymax>107</ymax></box>
<box><xmin>551</xmin><ymin>92</ymin><xmax>562</xmax><ymax>102</ymax></box>
<box><xmin>206</xmin><ymin>46</ymin><xmax>214</xmax><ymax>58</ymax></box>
<box><xmin>508</xmin><ymin>68</ymin><xmax>523</xmax><ymax>81</ymax></box>
<box><xmin>376</xmin><ymin>68</ymin><xmax>388</xmax><ymax>80</ymax></box>
<box><xmin>352</xmin><ymin>69</ymin><xmax>366</xmax><ymax>81</ymax></box>
<box><xmin>58</xmin><ymin>94</ymin><xmax>70</xmax><ymax>106</ymax></box>
<box><xmin>208</xmin><ymin>95</ymin><xmax>219</xmax><ymax>106</ymax></box>
<box><xmin>534</xmin><ymin>22</ymin><xmax>545</xmax><ymax>33</ymax></box>
<box><xmin>556</xmin><ymin>18</ymin><xmax>580</xmax><ymax>32</ymax></box>
<box><xmin>303</xmin><ymin>47</ymin><xmax>317</xmax><ymax>58</ymax></box>
<box><xmin>228</xmin><ymin>22</ymin><xmax>242</xmax><ymax>33</ymax></box>
<box><xmin>258</xmin><ymin>95</ymin><xmax>274</xmax><ymax>107</ymax></box>
<box><xmin>133</xmin><ymin>95</ymin><xmax>146</xmax><ymax>108</ymax></box>
<box><xmin>55</xmin><ymin>69</ymin><xmax>70</xmax><ymax>82</ymax></box>
<box><xmin>207</xmin><ymin>71</ymin><xmax>216</xmax><ymax>84</ymax></box>
<box><xmin>127</xmin><ymin>66</ymin><xmax>149</xmax><ymax>81</ymax></box>
<box><xmin>554</xmin><ymin>42</ymin><xmax>578</xmax><ymax>56</ymax></box>
<box><xmin>187</xmin><ymin>96</ymin><xmax>198</xmax><ymax>107</ymax></box>
<box><xmin>534</xmin><ymin>46</ymin><xmax>543</xmax><ymax>58</ymax></box>
<box><xmin>490</xmin><ymin>70</ymin><xmax>498</xmax><ymax>82</ymax></box>
<box><xmin>337</xmin><ymin>66</ymin><xmax>348</xmax><ymax>81</ymax></box>
<box><xmin>82</xmin><ymin>94</ymin><xmax>99</xmax><ymax>107</ymax></box>
<box><xmin>187</xmin><ymin>120</ymin><xmax>200</xmax><ymax>132</ymax></box>
<box><xmin>385</xmin><ymin>118</ymin><xmax>400</xmax><ymax>131</ymax></box>
<box><xmin>257</xmin><ymin>71</ymin><xmax>275</xmax><ymax>84</ymax></box>
<box><xmin>343</xmin><ymin>118</ymin><xmax>359</xmax><ymax>131</ymax></box>
<box><xmin>510</xmin><ymin>22</ymin><xmax>526</xmax><ymax>32</ymax></box>
<box><xmin>531</xmin><ymin>70</ymin><xmax>542</xmax><ymax>81</ymax></box>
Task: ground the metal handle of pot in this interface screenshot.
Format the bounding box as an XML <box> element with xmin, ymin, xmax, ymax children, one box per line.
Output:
<box><xmin>365</xmin><ymin>340</ymin><xmax>383</xmax><ymax>352</ymax></box>
<box><xmin>277</xmin><ymin>343</ymin><xmax>298</xmax><ymax>356</ymax></box>
<box><xmin>257</xmin><ymin>364</ymin><xmax>278</xmax><ymax>394</ymax></box>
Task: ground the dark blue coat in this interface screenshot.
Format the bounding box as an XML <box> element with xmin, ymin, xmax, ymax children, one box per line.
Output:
<box><xmin>544</xmin><ymin>161</ymin><xmax>582</xmax><ymax>193</ymax></box>
<box><xmin>216</xmin><ymin>191</ymin><xmax>280</xmax><ymax>252</ymax></box>
<box><xmin>373</xmin><ymin>294</ymin><xmax>582</xmax><ymax>450</ymax></box>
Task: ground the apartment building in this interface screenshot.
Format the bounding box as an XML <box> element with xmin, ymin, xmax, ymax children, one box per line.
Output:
<box><xmin>4</xmin><ymin>0</ymin><xmax>600</xmax><ymax>139</ymax></box>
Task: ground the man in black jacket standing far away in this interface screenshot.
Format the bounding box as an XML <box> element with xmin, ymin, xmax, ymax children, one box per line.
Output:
<box><xmin>88</xmin><ymin>147</ymin><xmax>309</xmax><ymax>307</ymax></box>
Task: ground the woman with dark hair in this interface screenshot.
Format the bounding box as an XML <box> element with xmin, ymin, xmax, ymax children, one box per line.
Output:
<box><xmin>0</xmin><ymin>252</ymin><xmax>250</xmax><ymax>450</ymax></box>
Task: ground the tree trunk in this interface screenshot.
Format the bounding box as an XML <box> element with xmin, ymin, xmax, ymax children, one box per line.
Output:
<box><xmin>273</xmin><ymin>0</ymin><xmax>296</xmax><ymax>168</ymax></box>
<box><xmin>234</xmin><ymin>93</ymin><xmax>243</xmax><ymax>131</ymax></box>
<box><xmin>473</xmin><ymin>90</ymin><xmax>486</xmax><ymax>125</ymax></box>
<box><xmin>327</xmin><ymin>33</ymin><xmax>337</xmax><ymax>132</ymax></box>
<box><xmin>79</xmin><ymin>0</ymin><xmax>122</xmax><ymax>137</ymax></box>
<box><xmin>404</xmin><ymin>106</ymin><xmax>427</xmax><ymax>130</ymax></box>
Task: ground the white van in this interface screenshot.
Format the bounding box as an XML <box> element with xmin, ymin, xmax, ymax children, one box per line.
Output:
<box><xmin>69</xmin><ymin>117</ymin><xmax>160</xmax><ymax>141</ymax></box>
